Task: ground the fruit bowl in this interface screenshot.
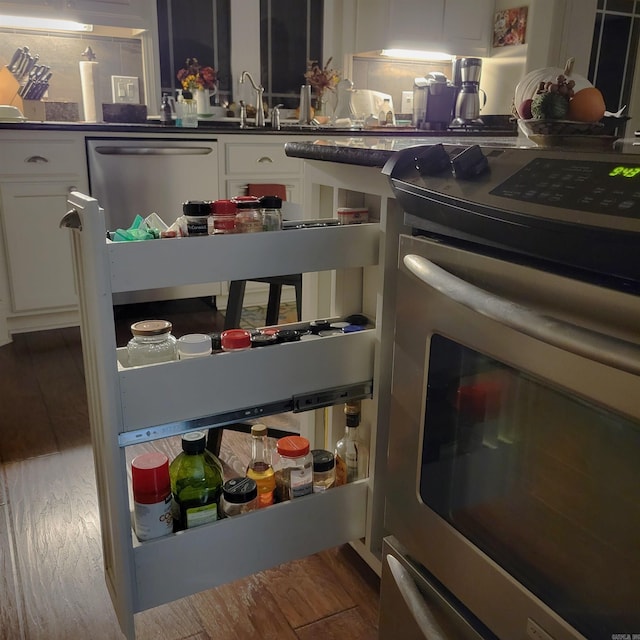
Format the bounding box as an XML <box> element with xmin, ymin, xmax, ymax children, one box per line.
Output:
<box><xmin>518</xmin><ymin>118</ymin><xmax>603</xmax><ymax>136</ymax></box>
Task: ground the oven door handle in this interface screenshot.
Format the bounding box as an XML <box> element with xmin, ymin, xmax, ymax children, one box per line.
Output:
<box><xmin>404</xmin><ymin>254</ymin><xmax>640</xmax><ymax>376</ymax></box>
<box><xmin>386</xmin><ymin>554</ymin><xmax>450</xmax><ymax>639</ymax></box>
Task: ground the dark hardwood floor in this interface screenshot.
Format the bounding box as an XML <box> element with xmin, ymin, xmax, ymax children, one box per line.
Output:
<box><xmin>0</xmin><ymin>301</ymin><xmax>380</xmax><ymax>640</ymax></box>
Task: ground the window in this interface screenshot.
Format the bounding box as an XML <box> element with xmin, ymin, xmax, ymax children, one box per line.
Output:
<box><xmin>157</xmin><ymin>0</ymin><xmax>231</xmax><ymax>104</ymax></box>
<box><xmin>259</xmin><ymin>0</ymin><xmax>324</xmax><ymax>108</ymax></box>
<box><xmin>590</xmin><ymin>0</ymin><xmax>639</xmax><ymax>123</ymax></box>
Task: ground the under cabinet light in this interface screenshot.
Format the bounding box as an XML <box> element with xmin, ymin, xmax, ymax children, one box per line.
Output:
<box><xmin>380</xmin><ymin>49</ymin><xmax>454</xmax><ymax>62</ymax></box>
<box><xmin>0</xmin><ymin>15</ymin><xmax>93</xmax><ymax>32</ymax></box>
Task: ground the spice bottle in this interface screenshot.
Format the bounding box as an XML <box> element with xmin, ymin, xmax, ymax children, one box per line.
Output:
<box><xmin>183</xmin><ymin>200</ymin><xmax>210</xmax><ymax>236</ymax></box>
<box><xmin>127</xmin><ymin>319</ymin><xmax>178</xmax><ymax>366</ymax></box>
<box><xmin>233</xmin><ymin>196</ymin><xmax>263</xmax><ymax>233</ymax></box>
<box><xmin>169</xmin><ymin>431</ymin><xmax>224</xmax><ymax>530</ymax></box>
<box><xmin>160</xmin><ymin>93</ymin><xmax>173</xmax><ymax>125</ymax></box>
<box><xmin>208</xmin><ymin>199</ymin><xmax>237</xmax><ymax>235</ymax></box>
<box><xmin>246</xmin><ymin>423</ymin><xmax>276</xmax><ymax>507</ymax></box>
<box><xmin>131</xmin><ymin>452</ymin><xmax>173</xmax><ymax>541</ymax></box>
<box><xmin>260</xmin><ymin>195</ymin><xmax>283</xmax><ymax>231</ymax></box>
<box><xmin>335</xmin><ymin>400</ymin><xmax>369</xmax><ymax>486</ymax></box>
<box><xmin>273</xmin><ymin>435</ymin><xmax>313</xmax><ymax>501</ymax></box>
<box><xmin>221</xmin><ymin>477</ymin><xmax>258</xmax><ymax>516</ymax></box>
<box><xmin>311</xmin><ymin>449</ymin><xmax>335</xmax><ymax>492</ymax></box>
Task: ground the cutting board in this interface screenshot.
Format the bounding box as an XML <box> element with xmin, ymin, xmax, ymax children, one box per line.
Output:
<box><xmin>0</xmin><ymin>67</ymin><xmax>24</xmax><ymax>111</ymax></box>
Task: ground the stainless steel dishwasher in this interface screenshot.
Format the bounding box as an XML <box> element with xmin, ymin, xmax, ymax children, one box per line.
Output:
<box><xmin>86</xmin><ymin>136</ymin><xmax>219</xmax><ymax>231</ymax></box>
<box><xmin>86</xmin><ymin>136</ymin><xmax>220</xmax><ymax>303</ymax></box>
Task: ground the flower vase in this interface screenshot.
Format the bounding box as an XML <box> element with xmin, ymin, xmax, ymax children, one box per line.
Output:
<box><xmin>195</xmin><ymin>89</ymin><xmax>211</xmax><ymax>117</ymax></box>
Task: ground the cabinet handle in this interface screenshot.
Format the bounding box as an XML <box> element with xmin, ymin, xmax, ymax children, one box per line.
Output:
<box><xmin>68</xmin><ymin>186</ymin><xmax>78</xmax><ymax>193</ymax></box>
<box><xmin>26</xmin><ymin>155</ymin><xmax>49</xmax><ymax>164</ymax></box>
<box><xmin>257</xmin><ymin>156</ymin><xmax>274</xmax><ymax>163</ymax></box>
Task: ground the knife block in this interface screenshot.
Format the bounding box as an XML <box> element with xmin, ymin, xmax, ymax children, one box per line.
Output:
<box><xmin>0</xmin><ymin>67</ymin><xmax>24</xmax><ymax>112</ymax></box>
<box><xmin>22</xmin><ymin>100</ymin><xmax>45</xmax><ymax>121</ymax></box>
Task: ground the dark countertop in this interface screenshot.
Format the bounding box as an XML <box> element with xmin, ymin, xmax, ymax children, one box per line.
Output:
<box><xmin>283</xmin><ymin>135</ymin><xmax>527</xmax><ymax>167</ymax></box>
<box><xmin>0</xmin><ymin>117</ymin><xmax>518</xmax><ymax>138</ymax></box>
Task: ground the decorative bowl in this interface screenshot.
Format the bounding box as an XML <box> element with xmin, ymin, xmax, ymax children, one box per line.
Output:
<box><xmin>527</xmin><ymin>134</ymin><xmax>618</xmax><ymax>151</ymax></box>
<box><xmin>518</xmin><ymin>118</ymin><xmax>604</xmax><ymax>136</ymax></box>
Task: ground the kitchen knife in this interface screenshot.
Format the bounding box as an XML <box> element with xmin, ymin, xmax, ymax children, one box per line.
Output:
<box><xmin>22</xmin><ymin>54</ymin><xmax>39</xmax><ymax>80</ymax></box>
<box><xmin>7</xmin><ymin>48</ymin><xmax>22</xmax><ymax>74</ymax></box>
<box><xmin>15</xmin><ymin>48</ymin><xmax>31</xmax><ymax>80</ymax></box>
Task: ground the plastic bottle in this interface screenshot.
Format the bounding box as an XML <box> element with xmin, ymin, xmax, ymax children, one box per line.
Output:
<box><xmin>259</xmin><ymin>195</ymin><xmax>283</xmax><ymax>231</ymax></box>
<box><xmin>246</xmin><ymin>423</ymin><xmax>276</xmax><ymax>507</ymax></box>
<box><xmin>131</xmin><ymin>452</ymin><xmax>173</xmax><ymax>540</ymax></box>
<box><xmin>335</xmin><ymin>400</ymin><xmax>369</xmax><ymax>485</ymax></box>
<box><xmin>378</xmin><ymin>98</ymin><xmax>393</xmax><ymax>125</ymax></box>
<box><xmin>169</xmin><ymin>431</ymin><xmax>224</xmax><ymax>530</ymax></box>
<box><xmin>175</xmin><ymin>92</ymin><xmax>184</xmax><ymax>127</ymax></box>
<box><xmin>160</xmin><ymin>92</ymin><xmax>172</xmax><ymax>125</ymax></box>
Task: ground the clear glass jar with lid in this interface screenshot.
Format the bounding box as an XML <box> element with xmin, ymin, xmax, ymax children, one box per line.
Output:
<box><xmin>233</xmin><ymin>195</ymin><xmax>263</xmax><ymax>233</ymax></box>
<box><xmin>260</xmin><ymin>195</ymin><xmax>283</xmax><ymax>231</ymax></box>
<box><xmin>221</xmin><ymin>477</ymin><xmax>258</xmax><ymax>516</ymax></box>
<box><xmin>127</xmin><ymin>320</ymin><xmax>178</xmax><ymax>366</ymax></box>
<box><xmin>273</xmin><ymin>435</ymin><xmax>313</xmax><ymax>502</ymax></box>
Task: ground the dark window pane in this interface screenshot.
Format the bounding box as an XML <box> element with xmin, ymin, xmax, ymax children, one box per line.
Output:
<box><xmin>607</xmin><ymin>0</ymin><xmax>634</xmax><ymax>12</ymax></box>
<box><xmin>589</xmin><ymin>14</ymin><xmax>602</xmax><ymax>81</ymax></box>
<box><xmin>595</xmin><ymin>14</ymin><xmax>631</xmax><ymax>109</ymax></box>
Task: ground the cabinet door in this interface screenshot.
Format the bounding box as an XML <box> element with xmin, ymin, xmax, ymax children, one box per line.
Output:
<box><xmin>385</xmin><ymin>0</ymin><xmax>445</xmax><ymax>50</ymax></box>
<box><xmin>443</xmin><ymin>0</ymin><xmax>492</xmax><ymax>57</ymax></box>
<box><xmin>1</xmin><ymin>181</ymin><xmax>78</xmax><ymax>311</ymax></box>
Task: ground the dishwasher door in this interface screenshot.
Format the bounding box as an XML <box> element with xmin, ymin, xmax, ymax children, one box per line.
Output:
<box><xmin>86</xmin><ymin>137</ymin><xmax>219</xmax><ymax>231</ymax></box>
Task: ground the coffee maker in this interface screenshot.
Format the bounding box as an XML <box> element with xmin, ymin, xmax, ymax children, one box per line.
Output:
<box><xmin>451</xmin><ymin>57</ymin><xmax>486</xmax><ymax>127</ymax></box>
<box><xmin>412</xmin><ymin>72</ymin><xmax>457</xmax><ymax>130</ymax></box>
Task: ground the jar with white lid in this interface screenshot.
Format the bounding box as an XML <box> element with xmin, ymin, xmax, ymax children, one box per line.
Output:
<box><xmin>127</xmin><ymin>320</ymin><xmax>178</xmax><ymax>366</ymax></box>
<box><xmin>177</xmin><ymin>333</ymin><xmax>212</xmax><ymax>359</ymax></box>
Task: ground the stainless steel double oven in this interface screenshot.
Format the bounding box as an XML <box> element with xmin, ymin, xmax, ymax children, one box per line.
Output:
<box><xmin>379</xmin><ymin>143</ymin><xmax>640</xmax><ymax>640</ymax></box>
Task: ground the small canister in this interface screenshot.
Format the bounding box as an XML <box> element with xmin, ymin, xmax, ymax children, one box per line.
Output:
<box><xmin>221</xmin><ymin>329</ymin><xmax>252</xmax><ymax>351</ymax></box>
<box><xmin>209</xmin><ymin>199</ymin><xmax>237</xmax><ymax>235</ymax></box>
<box><xmin>131</xmin><ymin>452</ymin><xmax>173</xmax><ymax>540</ymax></box>
<box><xmin>233</xmin><ymin>196</ymin><xmax>263</xmax><ymax>233</ymax></box>
<box><xmin>311</xmin><ymin>449</ymin><xmax>336</xmax><ymax>492</ymax></box>
<box><xmin>221</xmin><ymin>477</ymin><xmax>258</xmax><ymax>516</ymax></box>
<box><xmin>183</xmin><ymin>200</ymin><xmax>211</xmax><ymax>236</ymax></box>
<box><xmin>337</xmin><ymin>207</ymin><xmax>369</xmax><ymax>225</ymax></box>
<box><xmin>260</xmin><ymin>195</ymin><xmax>283</xmax><ymax>231</ymax></box>
<box><xmin>177</xmin><ymin>333</ymin><xmax>212</xmax><ymax>359</ymax></box>
<box><xmin>127</xmin><ymin>319</ymin><xmax>178</xmax><ymax>366</ymax></box>
<box><xmin>273</xmin><ymin>435</ymin><xmax>313</xmax><ymax>501</ymax></box>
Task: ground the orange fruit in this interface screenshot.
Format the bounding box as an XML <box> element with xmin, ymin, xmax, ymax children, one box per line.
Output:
<box><xmin>567</xmin><ymin>87</ymin><xmax>606</xmax><ymax>122</ymax></box>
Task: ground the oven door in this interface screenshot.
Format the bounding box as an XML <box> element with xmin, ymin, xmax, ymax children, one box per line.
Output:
<box><xmin>385</xmin><ymin>234</ymin><xmax>640</xmax><ymax>640</ymax></box>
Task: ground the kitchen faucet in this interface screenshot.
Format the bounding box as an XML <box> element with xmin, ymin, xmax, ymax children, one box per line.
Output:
<box><xmin>239</xmin><ymin>71</ymin><xmax>265</xmax><ymax>127</ymax></box>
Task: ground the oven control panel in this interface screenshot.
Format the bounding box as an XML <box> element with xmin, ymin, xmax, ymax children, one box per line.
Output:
<box><xmin>490</xmin><ymin>157</ymin><xmax>640</xmax><ymax>218</ymax></box>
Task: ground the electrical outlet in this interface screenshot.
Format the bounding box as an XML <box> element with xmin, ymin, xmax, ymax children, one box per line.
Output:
<box><xmin>111</xmin><ymin>75</ymin><xmax>140</xmax><ymax>104</ymax></box>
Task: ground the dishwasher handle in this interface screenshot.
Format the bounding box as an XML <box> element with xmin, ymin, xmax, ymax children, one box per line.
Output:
<box><xmin>93</xmin><ymin>146</ymin><xmax>214</xmax><ymax>156</ymax></box>
<box><xmin>404</xmin><ymin>253</ymin><xmax>640</xmax><ymax>376</ymax></box>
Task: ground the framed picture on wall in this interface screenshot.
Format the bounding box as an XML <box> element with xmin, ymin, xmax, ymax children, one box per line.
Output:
<box><xmin>493</xmin><ymin>7</ymin><xmax>528</xmax><ymax>47</ymax></box>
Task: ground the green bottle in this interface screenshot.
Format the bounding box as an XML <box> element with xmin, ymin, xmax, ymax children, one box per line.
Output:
<box><xmin>169</xmin><ymin>431</ymin><xmax>223</xmax><ymax>530</ymax></box>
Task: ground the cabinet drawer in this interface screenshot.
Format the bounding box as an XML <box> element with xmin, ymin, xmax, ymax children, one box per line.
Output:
<box><xmin>132</xmin><ymin>480</ymin><xmax>367</xmax><ymax>611</ymax></box>
<box><xmin>0</xmin><ymin>136</ymin><xmax>85</xmax><ymax>177</ymax></box>
<box><xmin>225</xmin><ymin>143</ymin><xmax>301</xmax><ymax>175</ymax></box>
<box><xmin>116</xmin><ymin>329</ymin><xmax>375</xmax><ymax>431</ymax></box>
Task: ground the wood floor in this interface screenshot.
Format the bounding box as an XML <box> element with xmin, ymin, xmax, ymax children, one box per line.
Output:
<box><xmin>0</xmin><ymin>302</ymin><xmax>380</xmax><ymax>640</ymax></box>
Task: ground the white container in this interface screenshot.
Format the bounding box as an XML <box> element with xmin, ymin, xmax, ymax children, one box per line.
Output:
<box><xmin>177</xmin><ymin>334</ymin><xmax>212</xmax><ymax>359</ymax></box>
<box><xmin>337</xmin><ymin>207</ymin><xmax>369</xmax><ymax>225</ymax></box>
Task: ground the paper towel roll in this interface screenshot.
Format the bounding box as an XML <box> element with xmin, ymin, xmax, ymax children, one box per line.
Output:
<box><xmin>79</xmin><ymin>60</ymin><xmax>99</xmax><ymax>122</ymax></box>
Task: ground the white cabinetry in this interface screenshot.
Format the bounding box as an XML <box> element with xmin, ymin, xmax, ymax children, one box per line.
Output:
<box><xmin>0</xmin><ymin>131</ymin><xmax>87</xmax><ymax>345</ymax></box>
<box><xmin>355</xmin><ymin>0</ymin><xmax>493</xmax><ymax>57</ymax></box>
<box><xmin>64</xmin><ymin>178</ymin><xmax>393</xmax><ymax>638</ymax></box>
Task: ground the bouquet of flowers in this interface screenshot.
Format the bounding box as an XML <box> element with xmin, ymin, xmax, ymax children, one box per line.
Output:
<box><xmin>304</xmin><ymin>57</ymin><xmax>340</xmax><ymax>99</ymax></box>
<box><xmin>176</xmin><ymin>57</ymin><xmax>217</xmax><ymax>92</ymax></box>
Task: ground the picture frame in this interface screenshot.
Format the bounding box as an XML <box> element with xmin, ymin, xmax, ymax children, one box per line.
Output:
<box><xmin>493</xmin><ymin>7</ymin><xmax>528</xmax><ymax>48</ymax></box>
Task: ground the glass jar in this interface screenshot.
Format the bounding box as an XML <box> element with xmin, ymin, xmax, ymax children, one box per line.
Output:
<box><xmin>273</xmin><ymin>435</ymin><xmax>313</xmax><ymax>502</ymax></box>
<box><xmin>183</xmin><ymin>200</ymin><xmax>211</xmax><ymax>236</ymax></box>
<box><xmin>221</xmin><ymin>477</ymin><xmax>258</xmax><ymax>516</ymax></box>
<box><xmin>233</xmin><ymin>196</ymin><xmax>263</xmax><ymax>233</ymax></box>
<box><xmin>208</xmin><ymin>199</ymin><xmax>237</xmax><ymax>234</ymax></box>
<box><xmin>311</xmin><ymin>449</ymin><xmax>336</xmax><ymax>492</ymax></box>
<box><xmin>127</xmin><ymin>320</ymin><xmax>178</xmax><ymax>366</ymax></box>
<box><xmin>260</xmin><ymin>195</ymin><xmax>283</xmax><ymax>231</ymax></box>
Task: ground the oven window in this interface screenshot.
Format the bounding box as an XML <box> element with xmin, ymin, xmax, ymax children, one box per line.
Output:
<box><xmin>421</xmin><ymin>334</ymin><xmax>640</xmax><ymax>639</ymax></box>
